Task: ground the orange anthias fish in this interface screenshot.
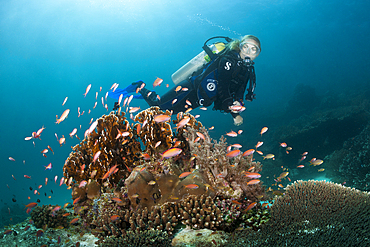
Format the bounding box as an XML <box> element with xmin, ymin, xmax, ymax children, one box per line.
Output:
<box><xmin>226</xmin><ymin>149</ymin><xmax>241</xmax><ymax>158</ymax></box>
<box><xmin>162</xmin><ymin>148</ymin><xmax>182</xmax><ymax>159</ymax></box>
<box><xmin>226</xmin><ymin>131</ymin><xmax>238</xmax><ymax>137</ymax></box>
<box><xmin>245</xmin><ymin>202</ymin><xmax>257</xmax><ymax>211</ymax></box>
<box><xmin>242</xmin><ymin>149</ymin><xmax>255</xmax><ymax>156</ymax></box>
<box><xmin>196</xmin><ymin>132</ymin><xmax>205</xmax><ymax>140</ymax></box>
<box><xmin>110</xmin><ymin>215</ymin><xmax>120</xmax><ymax>221</ymax></box>
<box><xmin>260</xmin><ymin>127</ymin><xmax>268</xmax><ymax>136</ymax></box>
<box><xmin>179</xmin><ymin>172</ymin><xmax>192</xmax><ymax>178</ymax></box>
<box><xmin>70</xmin><ymin>218</ymin><xmax>79</xmax><ymax>224</ymax></box>
<box><xmin>176</xmin><ymin>117</ymin><xmax>190</xmax><ymax>129</ymax></box>
<box><xmin>93</xmin><ymin>151</ymin><xmax>101</xmax><ymax>163</ymax></box>
<box><xmin>56</xmin><ymin>109</ymin><xmax>70</xmax><ymax>124</ymax></box>
<box><xmin>185</xmin><ymin>184</ymin><xmax>199</xmax><ymax>189</ymax></box>
<box><xmin>154</xmin><ymin>114</ymin><xmax>171</xmax><ymax>123</ymax></box>
<box><xmin>25</xmin><ymin>202</ymin><xmax>38</xmax><ymax>209</ymax></box>
<box><xmin>83</xmin><ymin>84</ymin><xmax>91</xmax><ymax>97</ymax></box>
<box><xmin>247</xmin><ymin>179</ymin><xmax>260</xmax><ymax>185</ymax></box>
<box><xmin>244</xmin><ymin>172</ymin><xmax>261</xmax><ymax>179</ymax></box>
<box><xmin>255</xmin><ymin>141</ymin><xmax>264</xmax><ymax>149</ymax></box>
<box><xmin>153</xmin><ymin>77</ymin><xmax>163</xmax><ymax>88</ymax></box>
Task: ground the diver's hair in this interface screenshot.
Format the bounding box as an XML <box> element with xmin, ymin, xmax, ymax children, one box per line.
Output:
<box><xmin>226</xmin><ymin>35</ymin><xmax>261</xmax><ymax>52</ymax></box>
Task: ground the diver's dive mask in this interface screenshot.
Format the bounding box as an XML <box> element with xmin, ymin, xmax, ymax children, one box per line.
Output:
<box><xmin>239</xmin><ymin>41</ymin><xmax>260</xmax><ymax>61</ymax></box>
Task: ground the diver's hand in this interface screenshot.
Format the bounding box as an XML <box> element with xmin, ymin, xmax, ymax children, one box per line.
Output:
<box><xmin>233</xmin><ymin>115</ymin><xmax>243</xmax><ymax>126</ymax></box>
<box><xmin>245</xmin><ymin>91</ymin><xmax>256</xmax><ymax>102</ymax></box>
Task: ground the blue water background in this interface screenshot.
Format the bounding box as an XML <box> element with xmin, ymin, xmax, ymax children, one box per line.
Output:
<box><xmin>0</xmin><ymin>0</ymin><xmax>369</xmax><ymax>222</ymax></box>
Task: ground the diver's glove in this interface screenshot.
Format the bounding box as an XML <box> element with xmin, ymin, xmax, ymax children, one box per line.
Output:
<box><xmin>233</xmin><ymin>115</ymin><xmax>243</xmax><ymax>126</ymax></box>
<box><xmin>245</xmin><ymin>91</ymin><xmax>256</xmax><ymax>102</ymax></box>
<box><xmin>113</xmin><ymin>102</ymin><xmax>120</xmax><ymax>110</ymax></box>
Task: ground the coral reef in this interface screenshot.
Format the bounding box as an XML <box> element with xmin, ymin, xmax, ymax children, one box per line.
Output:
<box><xmin>63</xmin><ymin>111</ymin><xmax>142</xmax><ymax>189</ymax></box>
<box><xmin>62</xmin><ymin>107</ymin><xmax>267</xmax><ymax>245</ymax></box>
<box><xmin>269</xmin><ymin>180</ymin><xmax>370</xmax><ymax>230</ymax></box>
<box><xmin>225</xmin><ymin>180</ymin><xmax>370</xmax><ymax>247</ymax></box>
<box><xmin>99</xmin><ymin>229</ymin><xmax>171</xmax><ymax>247</ymax></box>
<box><xmin>30</xmin><ymin>205</ymin><xmax>69</xmax><ymax>229</ymax></box>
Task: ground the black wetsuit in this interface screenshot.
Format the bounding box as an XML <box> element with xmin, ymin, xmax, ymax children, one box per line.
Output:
<box><xmin>139</xmin><ymin>49</ymin><xmax>256</xmax><ymax>118</ymax></box>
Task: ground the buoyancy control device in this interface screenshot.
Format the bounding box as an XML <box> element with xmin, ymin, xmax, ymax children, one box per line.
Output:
<box><xmin>171</xmin><ymin>36</ymin><xmax>232</xmax><ymax>85</ymax></box>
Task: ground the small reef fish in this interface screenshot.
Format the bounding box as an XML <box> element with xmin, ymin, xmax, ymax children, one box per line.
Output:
<box><xmin>318</xmin><ymin>168</ymin><xmax>325</xmax><ymax>172</ymax></box>
<box><xmin>70</xmin><ymin>218</ymin><xmax>79</xmax><ymax>224</ymax></box>
<box><xmin>245</xmin><ymin>202</ymin><xmax>257</xmax><ymax>211</ymax></box>
<box><xmin>179</xmin><ymin>172</ymin><xmax>192</xmax><ymax>178</ymax></box>
<box><xmin>9</xmin><ymin>157</ymin><xmax>15</xmax><ymax>161</ymax></box>
<box><xmin>152</xmin><ymin>77</ymin><xmax>163</xmax><ymax>88</ymax></box>
<box><xmin>255</xmin><ymin>141</ymin><xmax>263</xmax><ymax>149</ymax></box>
<box><xmin>280</xmin><ymin>142</ymin><xmax>287</xmax><ymax>147</ymax></box>
<box><xmin>83</xmin><ymin>84</ymin><xmax>91</xmax><ymax>97</ymax></box>
<box><xmin>129</xmin><ymin>106</ymin><xmax>140</xmax><ymax>113</ymax></box>
<box><xmin>176</xmin><ymin>117</ymin><xmax>190</xmax><ymax>129</ymax></box>
<box><xmin>244</xmin><ymin>172</ymin><xmax>261</xmax><ymax>179</ymax></box>
<box><xmin>247</xmin><ymin>179</ymin><xmax>260</xmax><ymax>185</ymax></box>
<box><xmin>196</xmin><ymin>132</ymin><xmax>205</xmax><ymax>140</ymax></box>
<box><xmin>148</xmin><ymin>180</ymin><xmax>156</xmax><ymax>185</ymax></box>
<box><xmin>175</xmin><ymin>86</ymin><xmax>182</xmax><ymax>92</ymax></box>
<box><xmin>311</xmin><ymin>159</ymin><xmax>324</xmax><ymax>166</ymax></box>
<box><xmin>93</xmin><ymin>151</ymin><xmax>101</xmax><ymax>163</ymax></box>
<box><xmin>24</xmin><ymin>175</ymin><xmax>31</xmax><ymax>179</ymax></box>
<box><xmin>226</xmin><ymin>149</ymin><xmax>241</xmax><ymax>158</ymax></box>
<box><xmin>260</xmin><ymin>127</ymin><xmax>268</xmax><ymax>136</ymax></box>
<box><xmin>69</xmin><ymin>128</ymin><xmax>77</xmax><ymax>137</ymax></box>
<box><xmin>154</xmin><ymin>114</ymin><xmax>171</xmax><ymax>123</ymax></box>
<box><xmin>279</xmin><ymin>172</ymin><xmax>289</xmax><ymax>178</ymax></box>
<box><xmin>110</xmin><ymin>215</ymin><xmax>120</xmax><ymax>221</ymax></box>
<box><xmin>141</xmin><ymin>153</ymin><xmax>151</xmax><ymax>160</ymax></box>
<box><xmin>25</xmin><ymin>202</ymin><xmax>38</xmax><ymax>209</ymax></box>
<box><xmin>297</xmin><ymin>165</ymin><xmax>305</xmax><ymax>168</ymax></box>
<box><xmin>242</xmin><ymin>149</ymin><xmax>255</xmax><ymax>156</ymax></box>
<box><xmin>185</xmin><ymin>184</ymin><xmax>199</xmax><ymax>189</ymax></box>
<box><xmin>73</xmin><ymin>197</ymin><xmax>81</xmax><ymax>205</ymax></box>
<box><xmin>44</xmin><ymin>163</ymin><xmax>52</xmax><ymax>170</ymax></box>
<box><xmin>226</xmin><ymin>131</ymin><xmax>237</xmax><ymax>137</ymax></box>
<box><xmin>263</xmin><ymin>154</ymin><xmax>275</xmax><ymax>160</ymax></box>
<box><xmin>56</xmin><ymin>109</ymin><xmax>70</xmax><ymax>124</ymax></box>
<box><xmin>111</xmin><ymin>198</ymin><xmax>122</xmax><ymax>203</ymax></box>
<box><xmin>62</xmin><ymin>97</ymin><xmax>68</xmax><ymax>106</ymax></box>
<box><xmin>162</xmin><ymin>148</ymin><xmax>182</xmax><ymax>158</ymax></box>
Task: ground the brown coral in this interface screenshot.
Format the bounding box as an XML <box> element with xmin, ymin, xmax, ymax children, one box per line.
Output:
<box><xmin>63</xmin><ymin>111</ymin><xmax>142</xmax><ymax>189</ymax></box>
<box><xmin>269</xmin><ymin>180</ymin><xmax>370</xmax><ymax>230</ymax></box>
<box><xmin>134</xmin><ymin>107</ymin><xmax>174</xmax><ymax>156</ymax></box>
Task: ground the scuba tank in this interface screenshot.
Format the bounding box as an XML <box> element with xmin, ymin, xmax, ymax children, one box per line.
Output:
<box><xmin>171</xmin><ymin>36</ymin><xmax>232</xmax><ymax>85</ymax></box>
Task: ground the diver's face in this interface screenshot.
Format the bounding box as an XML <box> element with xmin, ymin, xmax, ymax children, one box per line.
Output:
<box><xmin>239</xmin><ymin>39</ymin><xmax>260</xmax><ymax>61</ymax></box>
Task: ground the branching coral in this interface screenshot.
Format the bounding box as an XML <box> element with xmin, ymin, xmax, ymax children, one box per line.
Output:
<box><xmin>182</xmin><ymin>125</ymin><xmax>264</xmax><ymax>201</ymax></box>
<box><xmin>63</xmin><ymin>111</ymin><xmax>142</xmax><ymax>189</ymax></box>
<box><xmin>30</xmin><ymin>205</ymin><xmax>69</xmax><ymax>229</ymax></box>
<box><xmin>134</xmin><ymin>107</ymin><xmax>174</xmax><ymax>156</ymax></box>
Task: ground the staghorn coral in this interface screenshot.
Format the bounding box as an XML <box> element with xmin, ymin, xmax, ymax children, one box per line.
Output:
<box><xmin>63</xmin><ymin>111</ymin><xmax>142</xmax><ymax>189</ymax></box>
<box><xmin>30</xmin><ymin>205</ymin><xmax>69</xmax><ymax>229</ymax></box>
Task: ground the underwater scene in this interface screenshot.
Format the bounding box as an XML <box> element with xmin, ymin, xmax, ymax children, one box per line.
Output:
<box><xmin>1</xmin><ymin>0</ymin><xmax>369</xmax><ymax>246</ymax></box>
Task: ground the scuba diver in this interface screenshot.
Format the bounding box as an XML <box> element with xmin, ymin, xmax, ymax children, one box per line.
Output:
<box><xmin>109</xmin><ymin>35</ymin><xmax>261</xmax><ymax>126</ymax></box>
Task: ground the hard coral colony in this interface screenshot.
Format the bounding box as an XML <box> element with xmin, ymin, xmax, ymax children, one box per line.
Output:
<box><xmin>62</xmin><ymin>107</ymin><xmax>266</xmax><ymax>244</ymax></box>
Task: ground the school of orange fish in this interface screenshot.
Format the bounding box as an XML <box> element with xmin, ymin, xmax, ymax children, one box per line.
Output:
<box><xmin>6</xmin><ymin>78</ymin><xmax>325</xmax><ymax>239</ymax></box>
